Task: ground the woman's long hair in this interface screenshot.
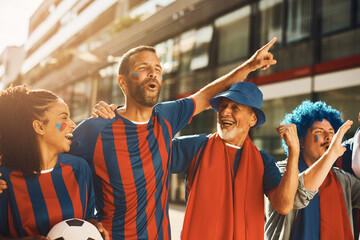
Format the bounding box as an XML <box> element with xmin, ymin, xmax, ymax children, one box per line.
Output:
<box><xmin>0</xmin><ymin>85</ymin><xmax>60</xmax><ymax>175</ymax></box>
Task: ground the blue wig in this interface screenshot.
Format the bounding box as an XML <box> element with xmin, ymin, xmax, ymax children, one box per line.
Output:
<box><xmin>281</xmin><ymin>100</ymin><xmax>344</xmax><ymax>155</ymax></box>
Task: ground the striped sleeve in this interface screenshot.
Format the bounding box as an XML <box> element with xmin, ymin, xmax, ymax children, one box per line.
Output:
<box><xmin>155</xmin><ymin>98</ymin><xmax>195</xmax><ymax>136</ymax></box>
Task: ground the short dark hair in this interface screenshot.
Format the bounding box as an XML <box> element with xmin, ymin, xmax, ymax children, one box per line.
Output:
<box><xmin>281</xmin><ymin>100</ymin><xmax>343</xmax><ymax>155</ymax></box>
<box><xmin>0</xmin><ymin>85</ymin><xmax>60</xmax><ymax>176</ymax></box>
<box><xmin>118</xmin><ymin>46</ymin><xmax>156</xmax><ymax>75</ymax></box>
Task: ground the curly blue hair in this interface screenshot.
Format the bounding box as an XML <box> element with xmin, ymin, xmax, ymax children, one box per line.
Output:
<box><xmin>281</xmin><ymin>100</ymin><xmax>344</xmax><ymax>155</ymax></box>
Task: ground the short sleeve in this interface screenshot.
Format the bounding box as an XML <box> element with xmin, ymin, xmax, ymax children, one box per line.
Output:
<box><xmin>171</xmin><ymin>134</ymin><xmax>208</xmax><ymax>174</ymax></box>
<box><xmin>155</xmin><ymin>98</ymin><xmax>195</xmax><ymax>136</ymax></box>
<box><xmin>70</xmin><ymin>118</ymin><xmax>112</xmax><ymax>166</ymax></box>
<box><xmin>261</xmin><ymin>150</ymin><xmax>282</xmax><ymax>196</ymax></box>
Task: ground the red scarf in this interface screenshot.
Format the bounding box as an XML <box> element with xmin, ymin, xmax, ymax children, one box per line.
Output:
<box><xmin>181</xmin><ymin>133</ymin><xmax>264</xmax><ymax>240</ymax></box>
<box><xmin>319</xmin><ymin>170</ymin><xmax>353</xmax><ymax>240</ymax></box>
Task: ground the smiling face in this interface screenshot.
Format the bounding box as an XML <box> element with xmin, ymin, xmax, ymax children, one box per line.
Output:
<box><xmin>121</xmin><ymin>50</ymin><xmax>163</xmax><ymax>107</ymax></box>
<box><xmin>40</xmin><ymin>101</ymin><xmax>76</xmax><ymax>154</ymax></box>
<box><xmin>302</xmin><ymin>119</ymin><xmax>335</xmax><ymax>165</ymax></box>
<box><xmin>217</xmin><ymin>98</ymin><xmax>257</xmax><ymax>147</ymax></box>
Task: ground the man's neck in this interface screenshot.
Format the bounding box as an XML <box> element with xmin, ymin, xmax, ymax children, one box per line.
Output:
<box><xmin>117</xmin><ymin>101</ymin><xmax>154</xmax><ymax>122</ymax></box>
<box><xmin>302</xmin><ymin>154</ymin><xmax>316</xmax><ymax>168</ymax></box>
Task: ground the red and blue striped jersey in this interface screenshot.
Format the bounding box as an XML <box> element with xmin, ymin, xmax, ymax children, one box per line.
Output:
<box><xmin>0</xmin><ymin>154</ymin><xmax>96</xmax><ymax>238</ymax></box>
<box><xmin>69</xmin><ymin>98</ymin><xmax>195</xmax><ymax>239</ymax></box>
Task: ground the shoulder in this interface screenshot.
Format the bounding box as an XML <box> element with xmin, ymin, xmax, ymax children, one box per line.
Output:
<box><xmin>75</xmin><ymin>116</ymin><xmax>116</xmax><ymax>132</ymax></box>
<box><xmin>0</xmin><ymin>166</ymin><xmax>14</xmax><ymax>179</ymax></box>
<box><xmin>174</xmin><ymin>133</ymin><xmax>208</xmax><ymax>142</ymax></box>
<box><xmin>332</xmin><ymin>167</ymin><xmax>355</xmax><ymax>181</ymax></box>
<box><xmin>58</xmin><ymin>153</ymin><xmax>91</xmax><ymax>173</ymax></box>
<box><xmin>155</xmin><ymin>98</ymin><xmax>194</xmax><ymax>112</ymax></box>
<box><xmin>259</xmin><ymin>150</ymin><xmax>277</xmax><ymax>163</ymax></box>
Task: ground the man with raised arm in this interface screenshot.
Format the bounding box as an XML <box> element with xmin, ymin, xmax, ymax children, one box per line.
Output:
<box><xmin>265</xmin><ymin>101</ymin><xmax>358</xmax><ymax>240</ymax></box>
<box><xmin>67</xmin><ymin>40</ymin><xmax>277</xmax><ymax>239</ymax></box>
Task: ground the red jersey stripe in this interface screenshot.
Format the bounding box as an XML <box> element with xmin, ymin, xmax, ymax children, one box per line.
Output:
<box><xmin>113</xmin><ymin>120</ymin><xmax>138</xmax><ymax>238</ymax></box>
<box><xmin>93</xmin><ymin>132</ymin><xmax>115</xmax><ymax>234</ymax></box>
<box><xmin>9</xmin><ymin>172</ymin><xmax>39</xmax><ymax>236</ymax></box>
<box><xmin>136</xmin><ymin>124</ymin><xmax>158</xmax><ymax>240</ymax></box>
<box><xmin>153</xmin><ymin>117</ymin><xmax>170</xmax><ymax>240</ymax></box>
<box><xmin>38</xmin><ymin>172</ymin><xmax>62</xmax><ymax>229</ymax></box>
<box><xmin>60</xmin><ymin>163</ymin><xmax>83</xmax><ymax>219</ymax></box>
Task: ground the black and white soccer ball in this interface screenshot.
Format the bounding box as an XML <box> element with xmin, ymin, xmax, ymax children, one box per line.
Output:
<box><xmin>47</xmin><ymin>218</ymin><xmax>103</xmax><ymax>240</ymax></box>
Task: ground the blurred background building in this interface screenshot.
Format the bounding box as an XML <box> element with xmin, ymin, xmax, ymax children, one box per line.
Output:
<box><xmin>1</xmin><ymin>0</ymin><xmax>359</xmax><ymax>203</ymax></box>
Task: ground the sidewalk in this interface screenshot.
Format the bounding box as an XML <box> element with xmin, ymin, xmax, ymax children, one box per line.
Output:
<box><xmin>169</xmin><ymin>203</ymin><xmax>185</xmax><ymax>240</ymax></box>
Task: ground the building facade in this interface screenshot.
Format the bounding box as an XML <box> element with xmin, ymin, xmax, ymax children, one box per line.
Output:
<box><xmin>13</xmin><ymin>0</ymin><xmax>360</xmax><ymax>203</ymax></box>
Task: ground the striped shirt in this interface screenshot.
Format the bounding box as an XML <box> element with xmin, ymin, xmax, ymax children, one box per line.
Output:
<box><xmin>70</xmin><ymin>98</ymin><xmax>195</xmax><ymax>239</ymax></box>
<box><xmin>0</xmin><ymin>154</ymin><xmax>96</xmax><ymax>237</ymax></box>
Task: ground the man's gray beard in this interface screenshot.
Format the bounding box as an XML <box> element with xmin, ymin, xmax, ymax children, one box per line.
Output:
<box><xmin>217</xmin><ymin>122</ymin><xmax>237</xmax><ymax>142</ymax></box>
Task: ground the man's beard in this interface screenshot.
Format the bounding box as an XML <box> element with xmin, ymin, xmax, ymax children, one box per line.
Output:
<box><xmin>217</xmin><ymin>123</ymin><xmax>236</xmax><ymax>141</ymax></box>
<box><xmin>128</xmin><ymin>78</ymin><xmax>161</xmax><ymax>107</ymax></box>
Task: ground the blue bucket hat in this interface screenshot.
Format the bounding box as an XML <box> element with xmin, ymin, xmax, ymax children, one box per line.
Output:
<box><xmin>209</xmin><ymin>82</ymin><xmax>266</xmax><ymax>128</ymax></box>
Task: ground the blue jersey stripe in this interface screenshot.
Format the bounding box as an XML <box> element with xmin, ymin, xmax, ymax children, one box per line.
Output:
<box><xmin>147</xmin><ymin>124</ymin><xmax>166</xmax><ymax>239</ymax></box>
<box><xmin>25</xmin><ymin>178</ymin><xmax>49</xmax><ymax>236</ymax></box>
<box><xmin>52</xmin><ymin>166</ymin><xmax>74</xmax><ymax>220</ymax></box>
<box><xmin>125</xmin><ymin>122</ymin><xmax>149</xmax><ymax>238</ymax></box>
<box><xmin>6</xmin><ymin>179</ymin><xmax>26</xmax><ymax>236</ymax></box>
<box><xmin>102</xmin><ymin>123</ymin><xmax>126</xmax><ymax>237</ymax></box>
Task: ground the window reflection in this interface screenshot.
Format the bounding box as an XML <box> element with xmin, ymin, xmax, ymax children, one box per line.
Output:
<box><xmin>317</xmin><ymin>86</ymin><xmax>360</xmax><ymax>139</ymax></box>
<box><xmin>215</xmin><ymin>6</ymin><xmax>250</xmax><ymax>65</ymax></box>
<box><xmin>286</xmin><ymin>0</ymin><xmax>312</xmax><ymax>42</ymax></box>
<box><xmin>179</xmin><ymin>30</ymin><xmax>196</xmax><ymax>75</ymax></box>
<box><xmin>321</xmin><ymin>28</ymin><xmax>360</xmax><ymax>62</ymax></box>
<box><xmin>259</xmin><ymin>0</ymin><xmax>283</xmax><ymax>45</ymax></box>
<box><xmin>70</xmin><ymin>79</ymin><xmax>92</xmax><ymax>123</ymax></box>
<box><xmin>321</xmin><ymin>0</ymin><xmax>351</xmax><ymax>34</ymax></box>
<box><xmin>190</xmin><ymin>25</ymin><xmax>213</xmax><ymax>71</ymax></box>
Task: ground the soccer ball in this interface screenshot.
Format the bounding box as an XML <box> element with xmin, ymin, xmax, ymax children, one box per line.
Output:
<box><xmin>47</xmin><ymin>218</ymin><xmax>103</xmax><ymax>240</ymax></box>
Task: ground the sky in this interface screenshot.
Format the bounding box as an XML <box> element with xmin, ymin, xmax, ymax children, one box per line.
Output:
<box><xmin>0</xmin><ymin>0</ymin><xmax>43</xmax><ymax>53</ymax></box>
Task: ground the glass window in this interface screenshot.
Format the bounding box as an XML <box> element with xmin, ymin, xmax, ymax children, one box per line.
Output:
<box><xmin>190</xmin><ymin>25</ymin><xmax>213</xmax><ymax>71</ymax></box>
<box><xmin>259</xmin><ymin>0</ymin><xmax>283</xmax><ymax>45</ymax></box>
<box><xmin>317</xmin><ymin>86</ymin><xmax>360</xmax><ymax>139</ymax></box>
<box><xmin>321</xmin><ymin>28</ymin><xmax>360</xmax><ymax>62</ymax></box>
<box><xmin>180</xmin><ymin>109</ymin><xmax>217</xmax><ymax>136</ymax></box>
<box><xmin>155</xmin><ymin>38</ymin><xmax>179</xmax><ymax>74</ymax></box>
<box><xmin>321</xmin><ymin>0</ymin><xmax>351</xmax><ymax>34</ymax></box>
<box><xmin>215</xmin><ymin>6</ymin><xmax>251</xmax><ymax>65</ymax></box>
<box><xmin>286</xmin><ymin>0</ymin><xmax>312</xmax><ymax>42</ymax></box>
<box><xmin>252</xmin><ymin>94</ymin><xmax>311</xmax><ymax>161</ymax></box>
<box><xmin>179</xmin><ymin>30</ymin><xmax>196</xmax><ymax>75</ymax></box>
<box><xmin>358</xmin><ymin>0</ymin><xmax>360</xmax><ymax>24</ymax></box>
<box><xmin>112</xmin><ymin>78</ymin><xmax>125</xmax><ymax>106</ymax></box>
<box><xmin>97</xmin><ymin>65</ymin><xmax>117</xmax><ymax>104</ymax></box>
<box><xmin>70</xmin><ymin>78</ymin><xmax>92</xmax><ymax>123</ymax></box>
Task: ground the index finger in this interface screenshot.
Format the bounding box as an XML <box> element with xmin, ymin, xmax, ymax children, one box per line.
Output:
<box><xmin>260</xmin><ymin>37</ymin><xmax>277</xmax><ymax>52</ymax></box>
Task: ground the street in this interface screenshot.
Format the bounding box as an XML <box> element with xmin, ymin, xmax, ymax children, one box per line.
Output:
<box><xmin>169</xmin><ymin>204</ymin><xmax>185</xmax><ymax>240</ymax></box>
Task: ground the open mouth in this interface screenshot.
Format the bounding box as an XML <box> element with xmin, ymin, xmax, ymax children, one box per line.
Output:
<box><xmin>65</xmin><ymin>133</ymin><xmax>73</xmax><ymax>139</ymax></box>
<box><xmin>221</xmin><ymin>119</ymin><xmax>235</xmax><ymax>127</ymax></box>
<box><xmin>321</xmin><ymin>142</ymin><xmax>330</xmax><ymax>149</ymax></box>
<box><xmin>149</xmin><ymin>83</ymin><xmax>156</xmax><ymax>89</ymax></box>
